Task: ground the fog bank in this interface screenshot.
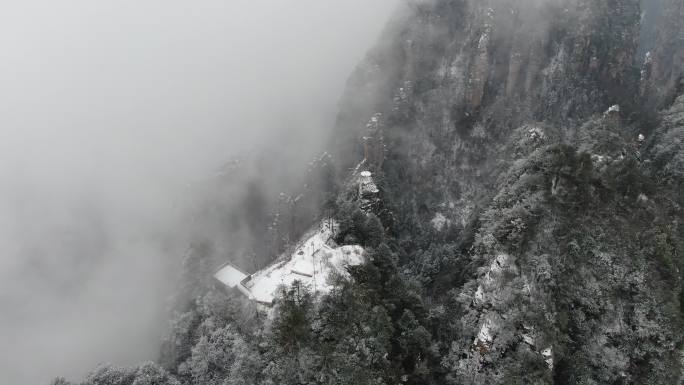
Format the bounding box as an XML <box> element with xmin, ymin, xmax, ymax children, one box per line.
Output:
<box><xmin>0</xmin><ymin>1</ymin><xmax>398</xmax><ymax>384</ymax></box>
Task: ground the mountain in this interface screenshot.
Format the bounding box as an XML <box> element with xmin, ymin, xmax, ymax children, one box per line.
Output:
<box><xmin>329</xmin><ymin>1</ymin><xmax>684</xmax><ymax>382</ymax></box>
<box><xmin>54</xmin><ymin>0</ymin><xmax>684</xmax><ymax>384</ymax></box>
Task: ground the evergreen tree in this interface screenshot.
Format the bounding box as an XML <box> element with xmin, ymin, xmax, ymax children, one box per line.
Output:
<box><xmin>271</xmin><ymin>281</ymin><xmax>314</xmax><ymax>353</ymax></box>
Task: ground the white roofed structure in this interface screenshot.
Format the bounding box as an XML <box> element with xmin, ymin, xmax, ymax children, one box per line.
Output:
<box><xmin>213</xmin><ymin>220</ymin><xmax>364</xmax><ymax>306</ymax></box>
<box><xmin>358</xmin><ymin>171</ymin><xmax>379</xmax><ymax>195</ymax></box>
<box><xmin>214</xmin><ymin>263</ymin><xmax>248</xmax><ymax>288</ymax></box>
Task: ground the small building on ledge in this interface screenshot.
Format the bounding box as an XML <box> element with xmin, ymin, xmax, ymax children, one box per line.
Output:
<box><xmin>213</xmin><ymin>221</ymin><xmax>365</xmax><ymax>307</ymax></box>
<box><xmin>357</xmin><ymin>171</ymin><xmax>379</xmax><ymax>212</ymax></box>
<box><xmin>213</xmin><ymin>262</ymin><xmax>252</xmax><ymax>299</ymax></box>
<box><xmin>358</xmin><ymin>171</ymin><xmax>379</xmax><ymax>197</ymax></box>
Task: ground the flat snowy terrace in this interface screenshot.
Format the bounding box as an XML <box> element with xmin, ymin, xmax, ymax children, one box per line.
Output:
<box><xmin>214</xmin><ymin>263</ymin><xmax>248</xmax><ymax>288</ymax></box>
<box><xmin>243</xmin><ymin>222</ymin><xmax>364</xmax><ymax>304</ymax></box>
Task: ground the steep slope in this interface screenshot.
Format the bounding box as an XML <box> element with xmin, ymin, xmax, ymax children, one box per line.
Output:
<box><xmin>327</xmin><ymin>0</ymin><xmax>684</xmax><ymax>383</ymax></box>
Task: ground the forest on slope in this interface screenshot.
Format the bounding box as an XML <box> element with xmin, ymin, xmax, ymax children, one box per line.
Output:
<box><xmin>53</xmin><ymin>0</ymin><xmax>684</xmax><ymax>384</ymax></box>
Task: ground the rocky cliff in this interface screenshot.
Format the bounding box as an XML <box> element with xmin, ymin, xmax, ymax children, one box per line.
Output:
<box><xmin>329</xmin><ymin>0</ymin><xmax>684</xmax><ymax>383</ymax></box>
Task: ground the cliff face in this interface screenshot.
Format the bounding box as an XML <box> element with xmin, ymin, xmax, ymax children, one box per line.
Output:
<box><xmin>330</xmin><ymin>0</ymin><xmax>684</xmax><ymax>383</ymax></box>
<box><xmin>334</xmin><ymin>0</ymin><xmax>649</xmax><ymax>236</ymax></box>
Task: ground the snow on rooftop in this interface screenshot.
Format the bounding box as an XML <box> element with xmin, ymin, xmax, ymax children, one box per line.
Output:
<box><xmin>223</xmin><ymin>221</ymin><xmax>364</xmax><ymax>305</ymax></box>
<box><xmin>358</xmin><ymin>171</ymin><xmax>379</xmax><ymax>196</ymax></box>
<box><xmin>214</xmin><ymin>264</ymin><xmax>248</xmax><ymax>288</ymax></box>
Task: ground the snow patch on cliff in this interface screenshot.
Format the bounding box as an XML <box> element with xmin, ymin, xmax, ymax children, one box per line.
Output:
<box><xmin>430</xmin><ymin>212</ymin><xmax>450</xmax><ymax>231</ymax></box>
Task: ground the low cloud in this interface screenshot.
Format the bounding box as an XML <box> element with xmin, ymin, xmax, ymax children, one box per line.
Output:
<box><xmin>0</xmin><ymin>1</ymin><xmax>398</xmax><ymax>384</ymax></box>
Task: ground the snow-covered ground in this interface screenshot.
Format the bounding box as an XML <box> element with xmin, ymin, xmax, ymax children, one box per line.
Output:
<box><xmin>216</xmin><ymin>221</ymin><xmax>364</xmax><ymax>305</ymax></box>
